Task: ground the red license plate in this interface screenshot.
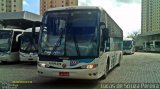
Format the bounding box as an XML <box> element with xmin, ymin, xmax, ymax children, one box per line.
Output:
<box><xmin>59</xmin><ymin>72</ymin><xmax>69</xmax><ymax>76</ymax></box>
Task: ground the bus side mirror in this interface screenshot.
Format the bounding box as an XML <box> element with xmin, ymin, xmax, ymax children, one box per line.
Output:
<box><xmin>16</xmin><ymin>34</ymin><xmax>22</xmax><ymax>42</ymax></box>
<box><xmin>102</xmin><ymin>28</ymin><xmax>109</xmax><ymax>40</ymax></box>
<box><xmin>100</xmin><ymin>22</ymin><xmax>106</xmax><ymax>29</ymax></box>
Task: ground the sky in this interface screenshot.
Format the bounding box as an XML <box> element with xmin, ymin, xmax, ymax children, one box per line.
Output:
<box><xmin>23</xmin><ymin>0</ymin><xmax>141</xmax><ymax>37</ymax></box>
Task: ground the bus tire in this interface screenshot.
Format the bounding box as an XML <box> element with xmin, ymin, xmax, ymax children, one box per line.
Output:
<box><xmin>101</xmin><ymin>58</ymin><xmax>109</xmax><ymax>80</ymax></box>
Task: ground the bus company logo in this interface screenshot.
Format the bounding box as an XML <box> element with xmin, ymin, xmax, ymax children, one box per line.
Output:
<box><xmin>62</xmin><ymin>63</ymin><xmax>67</xmax><ymax>68</ymax></box>
<box><xmin>71</xmin><ymin>60</ymin><xmax>79</xmax><ymax>65</ymax></box>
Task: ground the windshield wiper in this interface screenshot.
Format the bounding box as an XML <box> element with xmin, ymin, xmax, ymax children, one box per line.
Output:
<box><xmin>50</xmin><ymin>29</ymin><xmax>64</xmax><ymax>55</ymax></box>
<box><xmin>72</xmin><ymin>33</ymin><xmax>80</xmax><ymax>56</ymax></box>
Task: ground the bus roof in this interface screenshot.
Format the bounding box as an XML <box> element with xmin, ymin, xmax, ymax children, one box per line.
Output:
<box><xmin>47</xmin><ymin>6</ymin><xmax>103</xmax><ymax>12</ymax></box>
<box><xmin>24</xmin><ymin>27</ymin><xmax>40</xmax><ymax>32</ymax></box>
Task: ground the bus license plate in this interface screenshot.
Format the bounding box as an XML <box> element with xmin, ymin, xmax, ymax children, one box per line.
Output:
<box><xmin>59</xmin><ymin>72</ymin><xmax>69</xmax><ymax>76</ymax></box>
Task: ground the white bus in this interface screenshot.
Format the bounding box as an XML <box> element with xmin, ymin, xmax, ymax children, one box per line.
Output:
<box><xmin>123</xmin><ymin>38</ymin><xmax>135</xmax><ymax>54</ymax></box>
<box><xmin>37</xmin><ymin>6</ymin><xmax>123</xmax><ymax>79</ymax></box>
<box><xmin>149</xmin><ymin>40</ymin><xmax>160</xmax><ymax>52</ymax></box>
<box><xmin>19</xmin><ymin>28</ymin><xmax>40</xmax><ymax>62</ymax></box>
<box><xmin>0</xmin><ymin>28</ymin><xmax>23</xmax><ymax>63</ymax></box>
<box><xmin>143</xmin><ymin>41</ymin><xmax>151</xmax><ymax>52</ymax></box>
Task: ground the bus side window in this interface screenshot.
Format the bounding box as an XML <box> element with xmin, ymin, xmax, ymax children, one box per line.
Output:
<box><xmin>11</xmin><ymin>31</ymin><xmax>22</xmax><ymax>52</ymax></box>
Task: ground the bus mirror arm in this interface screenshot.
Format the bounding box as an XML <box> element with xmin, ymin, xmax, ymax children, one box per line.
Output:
<box><xmin>16</xmin><ymin>33</ymin><xmax>22</xmax><ymax>42</ymax></box>
<box><xmin>104</xmin><ymin>41</ymin><xmax>109</xmax><ymax>52</ymax></box>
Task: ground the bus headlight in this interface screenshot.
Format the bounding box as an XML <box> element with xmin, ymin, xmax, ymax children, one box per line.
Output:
<box><xmin>38</xmin><ymin>63</ymin><xmax>47</xmax><ymax>68</ymax></box>
<box><xmin>81</xmin><ymin>64</ymin><xmax>98</xmax><ymax>69</ymax></box>
<box><xmin>20</xmin><ymin>53</ymin><xmax>25</xmax><ymax>57</ymax></box>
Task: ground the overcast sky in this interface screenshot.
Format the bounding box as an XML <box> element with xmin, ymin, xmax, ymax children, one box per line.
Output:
<box><xmin>23</xmin><ymin>0</ymin><xmax>141</xmax><ymax>37</ymax></box>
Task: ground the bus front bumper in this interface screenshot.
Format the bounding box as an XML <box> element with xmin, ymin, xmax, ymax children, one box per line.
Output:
<box><xmin>37</xmin><ymin>66</ymin><xmax>101</xmax><ymax>79</ymax></box>
<box><xmin>123</xmin><ymin>50</ymin><xmax>133</xmax><ymax>54</ymax></box>
<box><xmin>20</xmin><ymin>53</ymin><xmax>38</xmax><ymax>62</ymax></box>
<box><xmin>0</xmin><ymin>54</ymin><xmax>12</xmax><ymax>62</ymax></box>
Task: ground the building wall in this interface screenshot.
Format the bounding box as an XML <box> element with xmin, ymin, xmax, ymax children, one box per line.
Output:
<box><xmin>0</xmin><ymin>0</ymin><xmax>7</xmax><ymax>12</ymax></box>
<box><xmin>0</xmin><ymin>0</ymin><xmax>23</xmax><ymax>12</ymax></box>
<box><xmin>40</xmin><ymin>0</ymin><xmax>78</xmax><ymax>15</ymax></box>
<box><xmin>142</xmin><ymin>0</ymin><xmax>160</xmax><ymax>34</ymax></box>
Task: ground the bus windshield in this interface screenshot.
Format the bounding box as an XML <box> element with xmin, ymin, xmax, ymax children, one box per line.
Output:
<box><xmin>0</xmin><ymin>30</ymin><xmax>12</xmax><ymax>52</ymax></box>
<box><xmin>21</xmin><ymin>32</ymin><xmax>39</xmax><ymax>53</ymax></box>
<box><xmin>123</xmin><ymin>41</ymin><xmax>132</xmax><ymax>49</ymax></box>
<box><xmin>40</xmin><ymin>10</ymin><xmax>99</xmax><ymax>57</ymax></box>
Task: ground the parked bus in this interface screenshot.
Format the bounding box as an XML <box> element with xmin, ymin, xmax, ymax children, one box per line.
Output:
<box><xmin>123</xmin><ymin>38</ymin><xmax>135</xmax><ymax>54</ymax></box>
<box><xmin>0</xmin><ymin>28</ymin><xmax>23</xmax><ymax>63</ymax></box>
<box><xmin>150</xmin><ymin>40</ymin><xmax>160</xmax><ymax>52</ymax></box>
<box><xmin>143</xmin><ymin>41</ymin><xmax>151</xmax><ymax>52</ymax></box>
<box><xmin>19</xmin><ymin>27</ymin><xmax>40</xmax><ymax>62</ymax></box>
<box><xmin>37</xmin><ymin>6</ymin><xmax>123</xmax><ymax>79</ymax></box>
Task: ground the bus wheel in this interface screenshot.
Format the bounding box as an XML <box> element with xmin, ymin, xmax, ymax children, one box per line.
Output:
<box><xmin>101</xmin><ymin>61</ymin><xmax>109</xmax><ymax>80</ymax></box>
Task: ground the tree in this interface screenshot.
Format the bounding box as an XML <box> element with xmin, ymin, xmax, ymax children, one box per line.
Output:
<box><xmin>127</xmin><ymin>31</ymin><xmax>140</xmax><ymax>40</ymax></box>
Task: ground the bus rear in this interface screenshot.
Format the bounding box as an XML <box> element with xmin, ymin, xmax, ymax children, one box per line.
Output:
<box><xmin>150</xmin><ymin>40</ymin><xmax>160</xmax><ymax>52</ymax></box>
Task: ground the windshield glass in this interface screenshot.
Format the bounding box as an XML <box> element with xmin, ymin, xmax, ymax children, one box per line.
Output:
<box><xmin>40</xmin><ymin>10</ymin><xmax>99</xmax><ymax>57</ymax></box>
<box><xmin>21</xmin><ymin>32</ymin><xmax>39</xmax><ymax>53</ymax></box>
<box><xmin>0</xmin><ymin>30</ymin><xmax>12</xmax><ymax>52</ymax></box>
<box><xmin>123</xmin><ymin>41</ymin><xmax>133</xmax><ymax>49</ymax></box>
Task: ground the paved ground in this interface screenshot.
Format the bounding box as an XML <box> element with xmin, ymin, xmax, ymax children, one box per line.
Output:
<box><xmin>0</xmin><ymin>52</ymin><xmax>160</xmax><ymax>89</ymax></box>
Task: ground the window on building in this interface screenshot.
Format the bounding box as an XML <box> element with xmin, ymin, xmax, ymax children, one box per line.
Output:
<box><xmin>66</xmin><ymin>2</ymin><xmax>68</xmax><ymax>5</ymax></box>
<box><xmin>62</xmin><ymin>5</ymin><xmax>64</xmax><ymax>7</ymax></box>
<box><xmin>62</xmin><ymin>1</ymin><xmax>64</xmax><ymax>3</ymax></box>
<box><xmin>71</xmin><ymin>2</ymin><xmax>73</xmax><ymax>4</ymax></box>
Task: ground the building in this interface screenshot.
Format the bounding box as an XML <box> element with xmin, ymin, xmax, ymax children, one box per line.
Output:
<box><xmin>40</xmin><ymin>0</ymin><xmax>78</xmax><ymax>15</ymax></box>
<box><xmin>0</xmin><ymin>0</ymin><xmax>23</xmax><ymax>12</ymax></box>
<box><xmin>136</xmin><ymin>0</ymin><xmax>160</xmax><ymax>51</ymax></box>
<box><xmin>142</xmin><ymin>0</ymin><xmax>160</xmax><ymax>34</ymax></box>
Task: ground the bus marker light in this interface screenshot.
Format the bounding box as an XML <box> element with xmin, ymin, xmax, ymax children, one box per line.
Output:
<box><xmin>89</xmin><ymin>73</ymin><xmax>92</xmax><ymax>76</ymax></box>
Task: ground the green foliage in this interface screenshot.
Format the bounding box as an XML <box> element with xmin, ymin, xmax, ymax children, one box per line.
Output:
<box><xmin>127</xmin><ymin>31</ymin><xmax>140</xmax><ymax>40</ymax></box>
